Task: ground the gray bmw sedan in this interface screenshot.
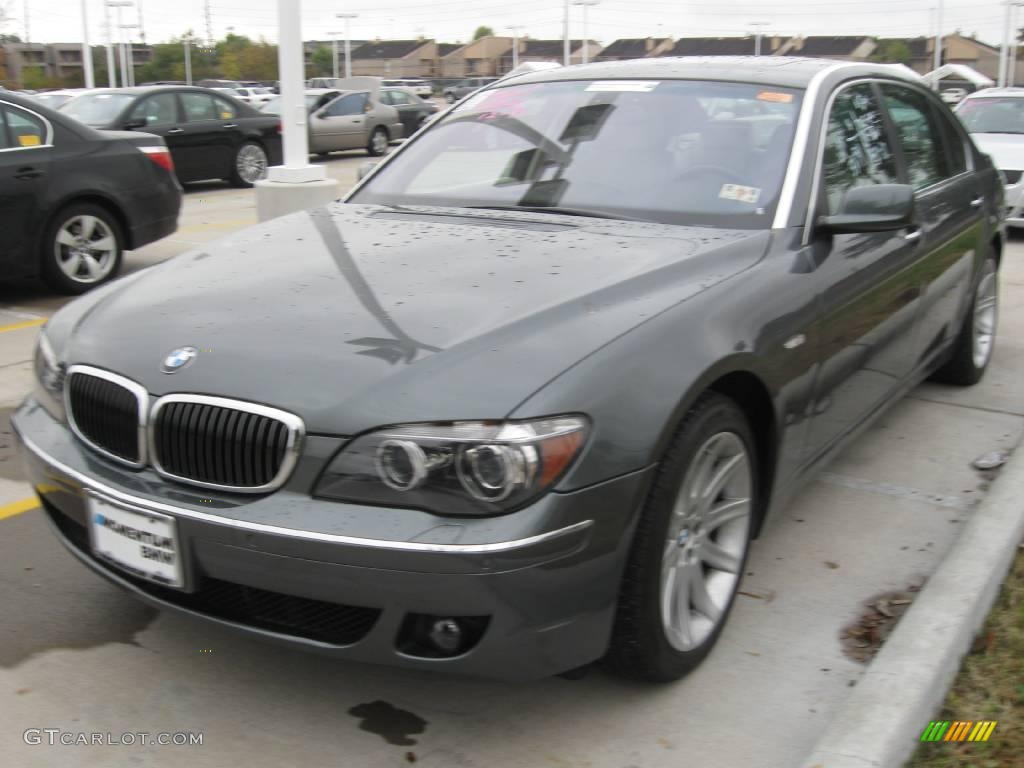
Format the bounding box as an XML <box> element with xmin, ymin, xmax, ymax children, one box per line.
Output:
<box><xmin>14</xmin><ymin>57</ymin><xmax>1003</xmax><ymax>681</ymax></box>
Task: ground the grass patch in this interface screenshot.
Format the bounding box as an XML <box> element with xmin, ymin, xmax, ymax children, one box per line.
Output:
<box><xmin>907</xmin><ymin>550</ymin><xmax>1023</xmax><ymax>767</ymax></box>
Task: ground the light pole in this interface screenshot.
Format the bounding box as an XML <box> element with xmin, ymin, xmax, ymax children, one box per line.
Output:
<box><xmin>572</xmin><ymin>0</ymin><xmax>598</xmax><ymax>64</ymax></box>
<box><xmin>750</xmin><ymin>21</ymin><xmax>770</xmax><ymax>56</ymax></box>
<box><xmin>336</xmin><ymin>12</ymin><xmax>357</xmax><ymax>79</ymax></box>
<box><xmin>106</xmin><ymin>2</ymin><xmax>132</xmax><ymax>88</ymax></box>
<box><xmin>183</xmin><ymin>33</ymin><xmax>194</xmax><ymax>85</ymax></box>
<box><xmin>103</xmin><ymin>1</ymin><xmax>117</xmax><ymax>86</ymax></box>
<box><xmin>1000</xmin><ymin>1</ymin><xmax>1024</xmax><ymax>86</ymax></box>
<box><xmin>933</xmin><ymin>1</ymin><xmax>943</xmax><ymax>73</ymax></box>
<box><xmin>80</xmin><ymin>0</ymin><xmax>95</xmax><ymax>88</ymax></box>
<box><xmin>327</xmin><ymin>30</ymin><xmax>341</xmax><ymax>79</ymax></box>
<box><xmin>120</xmin><ymin>23</ymin><xmax>139</xmax><ymax>86</ymax></box>
<box><xmin>1011</xmin><ymin>3</ymin><xmax>1022</xmax><ymax>86</ymax></box>
<box><xmin>562</xmin><ymin>0</ymin><xmax>570</xmax><ymax>65</ymax></box>
<box><xmin>506</xmin><ymin>25</ymin><xmax>523</xmax><ymax>71</ymax></box>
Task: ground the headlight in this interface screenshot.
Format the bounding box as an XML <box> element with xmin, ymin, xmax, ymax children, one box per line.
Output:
<box><xmin>33</xmin><ymin>330</ymin><xmax>66</xmax><ymax>422</ymax></box>
<box><xmin>313</xmin><ymin>416</ymin><xmax>589</xmax><ymax>516</ymax></box>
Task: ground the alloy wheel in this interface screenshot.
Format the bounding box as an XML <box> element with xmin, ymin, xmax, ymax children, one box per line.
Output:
<box><xmin>54</xmin><ymin>215</ymin><xmax>118</xmax><ymax>285</ymax></box>
<box><xmin>236</xmin><ymin>144</ymin><xmax>268</xmax><ymax>184</ymax></box>
<box><xmin>660</xmin><ymin>431</ymin><xmax>752</xmax><ymax>652</ymax></box>
<box><xmin>371</xmin><ymin>129</ymin><xmax>388</xmax><ymax>155</ymax></box>
<box><xmin>972</xmin><ymin>267</ymin><xmax>998</xmax><ymax>369</ymax></box>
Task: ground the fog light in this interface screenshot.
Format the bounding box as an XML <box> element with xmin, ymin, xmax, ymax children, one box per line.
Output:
<box><xmin>428</xmin><ymin>618</ymin><xmax>463</xmax><ymax>653</ymax></box>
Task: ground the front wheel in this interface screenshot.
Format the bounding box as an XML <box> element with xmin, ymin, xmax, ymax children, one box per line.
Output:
<box><xmin>367</xmin><ymin>127</ymin><xmax>389</xmax><ymax>157</ymax></box>
<box><xmin>930</xmin><ymin>256</ymin><xmax>998</xmax><ymax>385</ymax></box>
<box><xmin>40</xmin><ymin>203</ymin><xmax>124</xmax><ymax>294</ymax></box>
<box><xmin>229</xmin><ymin>141</ymin><xmax>268</xmax><ymax>187</ymax></box>
<box><xmin>604</xmin><ymin>393</ymin><xmax>756</xmax><ymax>682</ymax></box>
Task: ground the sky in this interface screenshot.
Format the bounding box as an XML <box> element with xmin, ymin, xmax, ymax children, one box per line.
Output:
<box><xmin>5</xmin><ymin>0</ymin><xmax>1019</xmax><ymax>48</ymax></box>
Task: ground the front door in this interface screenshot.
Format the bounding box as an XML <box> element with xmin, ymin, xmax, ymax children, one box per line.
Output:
<box><xmin>311</xmin><ymin>92</ymin><xmax>370</xmax><ymax>152</ymax></box>
<box><xmin>124</xmin><ymin>92</ymin><xmax>187</xmax><ymax>173</ymax></box>
<box><xmin>803</xmin><ymin>82</ymin><xmax>925</xmax><ymax>463</ymax></box>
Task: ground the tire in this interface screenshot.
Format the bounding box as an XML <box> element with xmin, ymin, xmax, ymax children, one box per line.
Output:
<box><xmin>604</xmin><ymin>392</ymin><xmax>757</xmax><ymax>682</ymax></box>
<box><xmin>40</xmin><ymin>203</ymin><xmax>124</xmax><ymax>295</ymax></box>
<box><xmin>367</xmin><ymin>127</ymin><xmax>389</xmax><ymax>157</ymax></box>
<box><xmin>930</xmin><ymin>256</ymin><xmax>998</xmax><ymax>386</ymax></box>
<box><xmin>445</xmin><ymin>93</ymin><xmax>455</xmax><ymax>104</ymax></box>
<box><xmin>229</xmin><ymin>141</ymin><xmax>268</xmax><ymax>187</ymax></box>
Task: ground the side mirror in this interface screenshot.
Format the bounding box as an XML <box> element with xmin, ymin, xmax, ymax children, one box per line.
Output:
<box><xmin>817</xmin><ymin>184</ymin><xmax>916</xmax><ymax>234</ymax></box>
<box><xmin>357</xmin><ymin>161</ymin><xmax>378</xmax><ymax>180</ymax></box>
<box><xmin>122</xmin><ymin>117</ymin><xmax>148</xmax><ymax>130</ymax></box>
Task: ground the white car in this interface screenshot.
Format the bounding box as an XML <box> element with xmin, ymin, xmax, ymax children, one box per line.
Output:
<box><xmin>957</xmin><ymin>88</ymin><xmax>1024</xmax><ymax>226</ymax></box>
<box><xmin>232</xmin><ymin>87</ymin><xmax>276</xmax><ymax>105</ymax></box>
<box><xmin>940</xmin><ymin>87</ymin><xmax>968</xmax><ymax>105</ymax></box>
<box><xmin>382</xmin><ymin>78</ymin><xmax>433</xmax><ymax>99</ymax></box>
<box><xmin>33</xmin><ymin>88</ymin><xmax>90</xmax><ymax>109</ymax></box>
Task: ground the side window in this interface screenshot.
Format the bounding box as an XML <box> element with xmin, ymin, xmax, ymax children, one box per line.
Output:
<box><xmin>212</xmin><ymin>96</ymin><xmax>237</xmax><ymax>120</ymax></box>
<box><xmin>325</xmin><ymin>93</ymin><xmax>369</xmax><ymax>117</ymax></box>
<box><xmin>378</xmin><ymin>91</ymin><xmax>393</xmax><ymax>106</ymax></box>
<box><xmin>934</xmin><ymin>105</ymin><xmax>968</xmax><ymax>176</ymax></box>
<box><xmin>880</xmin><ymin>84</ymin><xmax>947</xmax><ymax>190</ymax></box>
<box><xmin>822</xmin><ymin>84</ymin><xmax>899</xmax><ymax>214</ymax></box>
<box><xmin>129</xmin><ymin>93</ymin><xmax>178</xmax><ymax>127</ymax></box>
<box><xmin>3</xmin><ymin>106</ymin><xmax>46</xmax><ymax>148</ymax></box>
<box><xmin>180</xmin><ymin>93</ymin><xmax>218</xmax><ymax>121</ymax></box>
<box><xmin>391</xmin><ymin>91</ymin><xmax>412</xmax><ymax>105</ymax></box>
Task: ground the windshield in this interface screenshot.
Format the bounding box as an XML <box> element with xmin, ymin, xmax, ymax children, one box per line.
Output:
<box><xmin>957</xmin><ymin>97</ymin><xmax>1024</xmax><ymax>134</ymax></box>
<box><xmin>35</xmin><ymin>93</ymin><xmax>75</xmax><ymax>108</ymax></box>
<box><xmin>61</xmin><ymin>93</ymin><xmax>134</xmax><ymax>126</ymax></box>
<box><xmin>351</xmin><ymin>79</ymin><xmax>803</xmax><ymax>228</ymax></box>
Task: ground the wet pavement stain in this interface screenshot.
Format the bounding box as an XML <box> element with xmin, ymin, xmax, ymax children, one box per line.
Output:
<box><xmin>348</xmin><ymin>700</ymin><xmax>428</xmax><ymax>746</ymax></box>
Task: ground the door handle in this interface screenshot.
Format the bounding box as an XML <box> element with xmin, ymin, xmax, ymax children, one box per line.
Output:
<box><xmin>352</xmin><ymin>119</ymin><xmax>362</xmax><ymax>123</ymax></box>
<box><xmin>222</xmin><ymin>123</ymin><xmax>238</xmax><ymax>128</ymax></box>
<box><xmin>904</xmin><ymin>228</ymin><xmax>922</xmax><ymax>242</ymax></box>
<box><xmin>14</xmin><ymin>167</ymin><xmax>43</xmax><ymax>180</ymax></box>
<box><xmin>166</xmin><ymin>128</ymin><xmax>184</xmax><ymax>134</ymax></box>
<box><xmin>970</xmin><ymin>196</ymin><xmax>984</xmax><ymax>208</ymax></box>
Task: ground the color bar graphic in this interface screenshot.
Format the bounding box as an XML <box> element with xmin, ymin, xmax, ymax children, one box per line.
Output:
<box><xmin>920</xmin><ymin>720</ymin><xmax>996</xmax><ymax>742</ymax></box>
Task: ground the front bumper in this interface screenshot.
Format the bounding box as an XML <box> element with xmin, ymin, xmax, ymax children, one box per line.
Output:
<box><xmin>12</xmin><ymin>399</ymin><xmax>651</xmax><ymax>680</ymax></box>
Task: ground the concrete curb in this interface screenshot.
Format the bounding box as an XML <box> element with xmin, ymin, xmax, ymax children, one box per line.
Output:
<box><xmin>801</xmin><ymin>438</ymin><xmax>1024</xmax><ymax>768</ymax></box>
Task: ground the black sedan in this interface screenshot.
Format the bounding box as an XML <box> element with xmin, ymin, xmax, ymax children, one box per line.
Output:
<box><xmin>60</xmin><ymin>86</ymin><xmax>282</xmax><ymax>187</ymax></box>
<box><xmin>13</xmin><ymin>58</ymin><xmax>1002</xmax><ymax>681</ymax></box>
<box><xmin>380</xmin><ymin>86</ymin><xmax>440</xmax><ymax>136</ymax></box>
<box><xmin>0</xmin><ymin>91</ymin><xmax>180</xmax><ymax>293</ymax></box>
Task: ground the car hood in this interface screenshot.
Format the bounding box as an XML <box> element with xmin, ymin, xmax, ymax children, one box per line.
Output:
<box><xmin>55</xmin><ymin>203</ymin><xmax>768</xmax><ymax>435</ymax></box>
<box><xmin>969</xmin><ymin>133</ymin><xmax>1024</xmax><ymax>171</ymax></box>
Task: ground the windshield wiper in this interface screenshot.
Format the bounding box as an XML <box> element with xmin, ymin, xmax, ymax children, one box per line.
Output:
<box><xmin>465</xmin><ymin>205</ymin><xmax>642</xmax><ymax>221</ymax></box>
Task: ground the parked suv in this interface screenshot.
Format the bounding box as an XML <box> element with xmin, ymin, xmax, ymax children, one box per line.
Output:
<box><xmin>443</xmin><ymin>77</ymin><xmax>499</xmax><ymax>103</ymax></box>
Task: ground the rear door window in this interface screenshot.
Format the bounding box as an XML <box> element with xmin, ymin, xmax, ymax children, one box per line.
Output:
<box><xmin>880</xmin><ymin>84</ymin><xmax>948</xmax><ymax>190</ymax></box>
<box><xmin>181</xmin><ymin>93</ymin><xmax>218</xmax><ymax>121</ymax></box>
<box><xmin>129</xmin><ymin>93</ymin><xmax>179</xmax><ymax>127</ymax></box>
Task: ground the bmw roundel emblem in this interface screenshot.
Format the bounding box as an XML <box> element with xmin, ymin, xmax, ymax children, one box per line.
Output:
<box><xmin>161</xmin><ymin>346</ymin><xmax>198</xmax><ymax>374</ymax></box>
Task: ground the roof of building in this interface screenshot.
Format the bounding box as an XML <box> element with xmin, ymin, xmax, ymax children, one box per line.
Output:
<box><xmin>666</xmin><ymin>37</ymin><xmax>756</xmax><ymax>56</ymax></box>
<box><xmin>784</xmin><ymin>36</ymin><xmax>870</xmax><ymax>56</ymax></box>
<box><xmin>352</xmin><ymin>40</ymin><xmax>431</xmax><ymax>60</ymax></box>
<box><xmin>515</xmin><ymin>39</ymin><xmax>584</xmax><ymax>58</ymax></box>
<box><xmin>437</xmin><ymin>43</ymin><xmax>463</xmax><ymax>57</ymax></box>
<box><xmin>597</xmin><ymin>38</ymin><xmax>670</xmax><ymax>58</ymax></box>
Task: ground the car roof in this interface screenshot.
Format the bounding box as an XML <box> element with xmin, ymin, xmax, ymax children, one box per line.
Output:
<box><xmin>503</xmin><ymin>56</ymin><xmax>917</xmax><ymax>89</ymax></box>
<box><xmin>964</xmin><ymin>87</ymin><xmax>1024</xmax><ymax>99</ymax></box>
<box><xmin>73</xmin><ymin>85</ymin><xmax>232</xmax><ymax>96</ymax></box>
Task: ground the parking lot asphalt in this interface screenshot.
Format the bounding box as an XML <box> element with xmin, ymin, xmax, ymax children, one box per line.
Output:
<box><xmin>0</xmin><ymin>160</ymin><xmax>1021</xmax><ymax>767</ymax></box>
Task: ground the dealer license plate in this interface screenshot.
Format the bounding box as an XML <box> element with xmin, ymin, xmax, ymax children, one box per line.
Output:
<box><xmin>87</xmin><ymin>495</ymin><xmax>184</xmax><ymax>588</ymax></box>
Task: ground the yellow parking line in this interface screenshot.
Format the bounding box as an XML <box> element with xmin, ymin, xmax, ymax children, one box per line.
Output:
<box><xmin>0</xmin><ymin>318</ymin><xmax>45</xmax><ymax>334</ymax></box>
<box><xmin>0</xmin><ymin>496</ymin><xmax>40</xmax><ymax>520</ymax></box>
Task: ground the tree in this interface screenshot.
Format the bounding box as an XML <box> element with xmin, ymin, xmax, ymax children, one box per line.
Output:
<box><xmin>473</xmin><ymin>26</ymin><xmax>494</xmax><ymax>40</ymax></box>
<box><xmin>21</xmin><ymin>68</ymin><xmax>62</xmax><ymax>90</ymax></box>
<box><xmin>309</xmin><ymin>44</ymin><xmax>333</xmax><ymax>77</ymax></box>
<box><xmin>220</xmin><ymin>39</ymin><xmax>278</xmax><ymax>81</ymax></box>
<box><xmin>871</xmin><ymin>39</ymin><xmax>912</xmax><ymax>66</ymax></box>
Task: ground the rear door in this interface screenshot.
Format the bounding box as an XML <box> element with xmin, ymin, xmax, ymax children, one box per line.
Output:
<box><xmin>178</xmin><ymin>91</ymin><xmax>235</xmax><ymax>181</ymax></box>
<box><xmin>383</xmin><ymin>89</ymin><xmax>418</xmax><ymax>135</ymax></box>
<box><xmin>311</xmin><ymin>92</ymin><xmax>369</xmax><ymax>151</ymax></box>
<box><xmin>879</xmin><ymin>83</ymin><xmax>981</xmax><ymax>367</ymax></box>
<box><xmin>803</xmin><ymin>81</ymin><xmax>926</xmax><ymax>462</ymax></box>
<box><xmin>0</xmin><ymin>101</ymin><xmax>51</xmax><ymax>271</ymax></box>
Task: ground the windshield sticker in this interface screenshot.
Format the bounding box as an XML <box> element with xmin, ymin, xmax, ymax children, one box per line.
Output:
<box><xmin>585</xmin><ymin>80</ymin><xmax>660</xmax><ymax>92</ymax></box>
<box><xmin>719</xmin><ymin>184</ymin><xmax>761</xmax><ymax>204</ymax></box>
<box><xmin>757</xmin><ymin>91</ymin><xmax>794</xmax><ymax>104</ymax></box>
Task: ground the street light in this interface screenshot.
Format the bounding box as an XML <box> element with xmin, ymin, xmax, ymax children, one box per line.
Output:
<box><xmin>182</xmin><ymin>33</ymin><xmax>195</xmax><ymax>85</ymax></box>
<box><xmin>120</xmin><ymin>23</ymin><xmax>139</xmax><ymax>87</ymax></box>
<box><xmin>506</xmin><ymin>25</ymin><xmax>524</xmax><ymax>71</ymax></box>
<box><xmin>572</xmin><ymin>0</ymin><xmax>599</xmax><ymax>64</ymax></box>
<box><xmin>327</xmin><ymin>30</ymin><xmax>341</xmax><ymax>79</ymax></box>
<box><xmin>106</xmin><ymin>2</ymin><xmax>133</xmax><ymax>88</ymax></box>
<box><xmin>336</xmin><ymin>12</ymin><xmax>358</xmax><ymax>79</ymax></box>
<box><xmin>80</xmin><ymin>0</ymin><xmax>95</xmax><ymax>88</ymax></box>
<box><xmin>749</xmin><ymin>21</ymin><xmax>770</xmax><ymax>56</ymax></box>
